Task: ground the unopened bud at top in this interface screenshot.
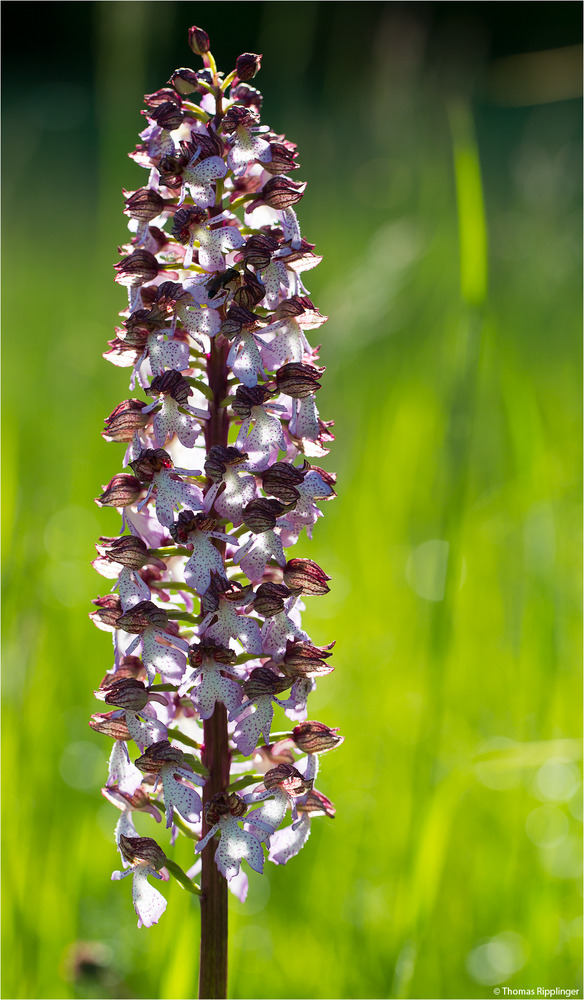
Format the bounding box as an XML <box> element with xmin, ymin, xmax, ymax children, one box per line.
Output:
<box><xmin>235</xmin><ymin>52</ymin><xmax>262</xmax><ymax>81</ymax></box>
<box><xmin>148</xmin><ymin>102</ymin><xmax>184</xmax><ymax>131</ymax></box>
<box><xmin>188</xmin><ymin>25</ymin><xmax>210</xmax><ymax>56</ymax></box>
<box><xmin>169</xmin><ymin>68</ymin><xmax>200</xmax><ymax>95</ymax></box>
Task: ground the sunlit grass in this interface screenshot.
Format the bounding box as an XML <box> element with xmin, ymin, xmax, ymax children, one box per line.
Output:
<box><xmin>2</xmin><ymin>6</ymin><xmax>582</xmax><ymax>998</ymax></box>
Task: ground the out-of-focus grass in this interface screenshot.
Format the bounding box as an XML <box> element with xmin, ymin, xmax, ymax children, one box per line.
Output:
<box><xmin>2</xmin><ymin>4</ymin><xmax>582</xmax><ymax>999</ymax></box>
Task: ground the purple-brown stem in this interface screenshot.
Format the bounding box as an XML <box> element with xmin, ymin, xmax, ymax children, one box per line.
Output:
<box><xmin>199</xmin><ymin>336</ymin><xmax>230</xmax><ymax>999</ymax></box>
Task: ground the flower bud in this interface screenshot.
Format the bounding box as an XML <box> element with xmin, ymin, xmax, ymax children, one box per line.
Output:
<box><xmin>119</xmin><ymin>834</ymin><xmax>167</xmax><ymax>869</ymax></box>
<box><xmin>119</xmin><ymin>315</ymin><xmax>151</xmax><ymax>349</ymax></box>
<box><xmin>188</xmin><ymin>25</ymin><xmax>210</xmax><ymax>56</ymax></box>
<box><xmin>144</xmin><ymin>87</ymin><xmax>179</xmax><ymax>108</ymax></box>
<box><xmin>235</xmin><ymin>52</ymin><xmax>262</xmax><ymax>81</ymax></box>
<box><xmin>169</xmin><ymin>67</ymin><xmax>200</xmax><ymax>95</ymax></box>
<box><xmin>220</xmin><ymin>305</ymin><xmax>257</xmax><ymax>339</ymax></box>
<box><xmin>204</xmin><ymin>445</ymin><xmax>247</xmax><ymax>482</ymax></box>
<box><xmin>117</xmin><ymin>600</ymin><xmax>169</xmax><ymax>634</ymax></box>
<box><xmin>95</xmin><ymin>474</ymin><xmax>142</xmax><ymax>507</ymax></box>
<box><xmin>90</xmin><ymin>594</ymin><xmax>123</xmax><ymax>630</ymax></box>
<box><xmin>104</xmin><ymin>677</ymin><xmax>149</xmax><ymax>711</ymax></box>
<box><xmin>222</xmin><ymin>105</ymin><xmax>260</xmax><ymax>134</ymax></box>
<box><xmin>170</xmin><ymin>510</ymin><xmax>217</xmax><ymax>543</ymax></box>
<box><xmin>124</xmin><ymin>188</ymin><xmax>166</xmax><ymax>222</ymax></box>
<box><xmin>232</xmin><ymin>384</ymin><xmax>272</xmax><ymax>419</ymax></box>
<box><xmin>261</xmin><ymin>461</ymin><xmax>307</xmax><ymax>503</ymax></box>
<box><xmin>232</xmin><ymin>268</ymin><xmax>266</xmax><ymax>310</ymax></box>
<box><xmin>260</xmin><ymin>177</ymin><xmax>306</xmax><ymax>210</ymax></box>
<box><xmin>188</xmin><ymin>640</ymin><xmax>236</xmax><ymax>667</ymax></box>
<box><xmin>230</xmin><ymin>82</ymin><xmax>262</xmax><ymax>111</ymax></box>
<box><xmin>89</xmin><ymin>711</ymin><xmax>131</xmax><ymax>741</ymax></box>
<box><xmin>237</xmin><ymin>233</ymin><xmax>279</xmax><ymax>270</ymax></box>
<box><xmin>98</xmin><ymin>534</ymin><xmax>151</xmax><ymax>570</ymax></box>
<box><xmin>147</xmin><ymin>369</ymin><xmax>191</xmax><ymax>405</ymax></box>
<box><xmin>102</xmin><ymin>399</ymin><xmax>149</xmax><ymax>443</ymax></box>
<box><xmin>264</xmin><ymin>763</ymin><xmax>311</xmax><ymax>795</ymax></box>
<box><xmin>135</xmin><ymin>739</ymin><xmax>185</xmax><ymax>774</ymax></box>
<box><xmin>102</xmin><ymin>654</ymin><xmax>145</xmax><ymax>684</ymax></box>
<box><xmin>114</xmin><ymin>250</ymin><xmax>159</xmax><ymax>287</ymax></box>
<box><xmin>276</xmin><ymin>295</ymin><xmax>315</xmax><ymax>319</ymax></box>
<box><xmin>292</xmin><ymin>721</ymin><xmax>343</xmax><ymax>754</ymax></box>
<box><xmin>279</xmin><ymin>639</ymin><xmax>335</xmax><ymax>677</ymax></box>
<box><xmin>297</xmin><ymin>789</ymin><xmax>336</xmax><ymax>818</ymax></box>
<box><xmin>275</xmin><ymin>362</ymin><xmax>323</xmax><ymax>398</ymax></box>
<box><xmin>127</xmin><ymin>786</ymin><xmax>155</xmax><ymax>810</ymax></box>
<box><xmin>156</xmin><ymin>280</ymin><xmax>190</xmax><ymax>306</ymax></box>
<box><xmin>243</xmin><ymin>667</ymin><xmax>291</xmax><ymax>699</ymax></box>
<box><xmin>263</xmin><ymin>140</ymin><xmax>299</xmax><ymax>175</ymax></box>
<box><xmin>204</xmin><ymin>791</ymin><xmax>246</xmax><ymax>825</ymax></box>
<box><xmin>284</xmin><ymin>558</ymin><xmax>330</xmax><ymax>595</ymax></box>
<box><xmin>251</xmin><ymin>582</ymin><xmax>291</xmax><ymax>618</ymax></box>
<box><xmin>130</xmin><ymin>448</ymin><xmax>173</xmax><ymax>482</ymax></box>
<box><xmin>149</xmin><ymin>102</ymin><xmax>184</xmax><ymax>131</ymax></box>
<box><xmin>242</xmin><ymin>498</ymin><xmax>287</xmax><ymax>534</ymax></box>
<box><xmin>171</xmin><ymin>205</ymin><xmax>206</xmax><ymax>244</ymax></box>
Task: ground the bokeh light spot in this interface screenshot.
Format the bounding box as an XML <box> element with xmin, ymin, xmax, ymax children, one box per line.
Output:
<box><xmin>533</xmin><ymin>758</ymin><xmax>581</xmax><ymax>803</ymax></box>
<box><xmin>59</xmin><ymin>741</ymin><xmax>106</xmax><ymax>792</ymax></box>
<box><xmin>525</xmin><ymin>805</ymin><xmax>569</xmax><ymax>847</ymax></box>
<box><xmin>466</xmin><ymin>932</ymin><xmax>527</xmax><ymax>985</ymax></box>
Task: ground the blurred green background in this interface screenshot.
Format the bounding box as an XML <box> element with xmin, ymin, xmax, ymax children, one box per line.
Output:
<box><xmin>2</xmin><ymin>3</ymin><xmax>582</xmax><ymax>998</ymax></box>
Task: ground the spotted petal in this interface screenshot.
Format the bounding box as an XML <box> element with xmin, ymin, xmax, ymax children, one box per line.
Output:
<box><xmin>268</xmin><ymin>814</ymin><xmax>311</xmax><ymax>865</ymax></box>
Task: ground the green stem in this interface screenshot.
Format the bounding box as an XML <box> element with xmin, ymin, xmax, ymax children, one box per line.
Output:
<box><xmin>165</xmin><ymin>610</ymin><xmax>200</xmax><ymax>624</ymax></box>
<box><xmin>150</xmin><ymin>581</ymin><xmax>200</xmax><ymax>595</ymax></box>
<box><xmin>149</xmin><ymin>546</ymin><xmax>191</xmax><ymax>557</ymax></box>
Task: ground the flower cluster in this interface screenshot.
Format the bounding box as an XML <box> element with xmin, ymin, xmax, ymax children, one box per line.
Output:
<box><xmin>91</xmin><ymin>25</ymin><xmax>341</xmax><ymax>928</ymax></box>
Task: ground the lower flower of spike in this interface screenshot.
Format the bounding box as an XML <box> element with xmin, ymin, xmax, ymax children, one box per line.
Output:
<box><xmin>195</xmin><ymin>792</ymin><xmax>269</xmax><ymax>880</ymax></box>
<box><xmin>135</xmin><ymin>739</ymin><xmax>203</xmax><ymax>828</ymax></box>
<box><xmin>112</xmin><ymin>835</ymin><xmax>168</xmax><ymax>928</ymax></box>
